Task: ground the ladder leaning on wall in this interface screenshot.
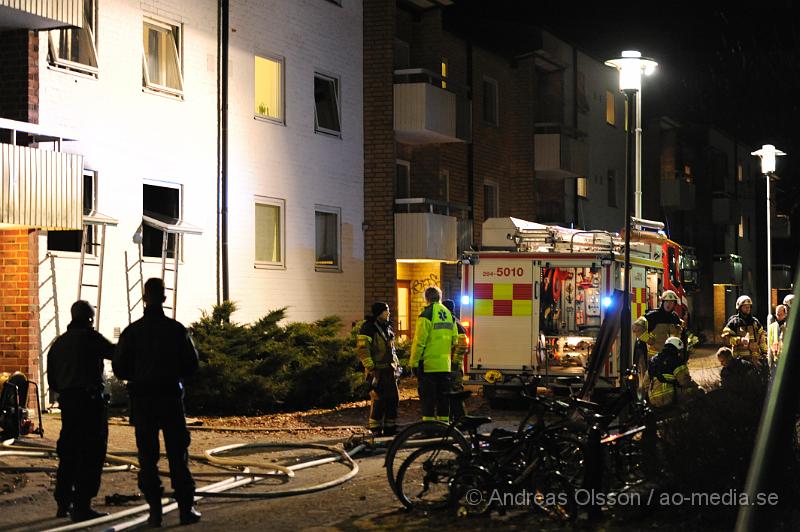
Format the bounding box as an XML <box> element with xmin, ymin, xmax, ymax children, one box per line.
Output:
<box><xmin>124</xmin><ymin>214</ymin><xmax>202</xmax><ymax>323</ymax></box>
<box><xmin>77</xmin><ymin>210</ymin><xmax>118</xmax><ymax>331</ymax></box>
<box><xmin>37</xmin><ymin>252</ymin><xmax>60</xmax><ymax>408</ymax></box>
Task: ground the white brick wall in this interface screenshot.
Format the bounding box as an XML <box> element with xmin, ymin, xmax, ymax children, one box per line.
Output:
<box><xmin>36</xmin><ymin>0</ymin><xmax>364</xmax><ymax>345</ymax></box>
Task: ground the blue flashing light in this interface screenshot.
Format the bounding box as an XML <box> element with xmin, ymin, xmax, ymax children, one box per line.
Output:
<box><xmin>602</xmin><ymin>296</ymin><xmax>613</xmax><ymax>309</ymax></box>
<box><xmin>461</xmin><ymin>295</ymin><xmax>471</xmax><ymax>305</ymax></box>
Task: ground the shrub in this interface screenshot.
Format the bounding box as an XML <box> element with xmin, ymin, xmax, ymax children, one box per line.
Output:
<box><xmin>184</xmin><ymin>302</ymin><xmax>366</xmax><ymax>415</ymax></box>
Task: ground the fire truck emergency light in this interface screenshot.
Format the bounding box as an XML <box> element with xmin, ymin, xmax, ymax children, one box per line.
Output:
<box><xmin>461</xmin><ymin>295</ymin><xmax>471</xmax><ymax>305</ymax></box>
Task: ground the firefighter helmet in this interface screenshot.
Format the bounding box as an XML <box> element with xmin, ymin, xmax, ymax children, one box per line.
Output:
<box><xmin>736</xmin><ymin>295</ymin><xmax>752</xmax><ymax>310</ymax></box>
<box><xmin>660</xmin><ymin>290</ymin><xmax>679</xmax><ymax>302</ymax></box>
<box><xmin>783</xmin><ymin>294</ymin><xmax>794</xmax><ymax>307</ymax></box>
<box><xmin>664</xmin><ymin>336</ymin><xmax>684</xmax><ymax>351</ymax></box>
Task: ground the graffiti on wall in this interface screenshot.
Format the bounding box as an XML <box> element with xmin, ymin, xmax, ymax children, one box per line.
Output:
<box><xmin>411</xmin><ymin>273</ymin><xmax>440</xmax><ymax>294</ymax></box>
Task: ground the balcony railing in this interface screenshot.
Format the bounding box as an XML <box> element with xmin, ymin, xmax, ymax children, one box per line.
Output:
<box><xmin>660</xmin><ymin>177</ymin><xmax>696</xmax><ymax>210</ymax></box>
<box><xmin>711</xmin><ymin>192</ymin><xmax>740</xmax><ymax>225</ymax></box>
<box><xmin>0</xmin><ymin>118</ymin><xmax>83</xmax><ymax>229</ymax></box>
<box><xmin>393</xmin><ymin>68</ymin><xmax>471</xmax><ymax>145</ymax></box>
<box><xmin>534</xmin><ymin>123</ymin><xmax>588</xmax><ymax>179</ymax></box>
<box><xmin>394</xmin><ymin>198</ymin><xmax>471</xmax><ymax>262</ymax></box>
<box><xmin>0</xmin><ymin>0</ymin><xmax>83</xmax><ymax>30</ymax></box>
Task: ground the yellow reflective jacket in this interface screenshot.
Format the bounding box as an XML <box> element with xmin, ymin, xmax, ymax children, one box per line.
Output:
<box><xmin>409</xmin><ymin>302</ymin><xmax>457</xmax><ymax>373</ymax></box>
<box><xmin>721</xmin><ymin>313</ymin><xmax>766</xmax><ymax>359</ymax></box>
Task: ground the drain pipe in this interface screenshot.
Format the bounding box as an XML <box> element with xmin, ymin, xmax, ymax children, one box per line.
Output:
<box><xmin>217</xmin><ymin>0</ymin><xmax>230</xmax><ymax>303</ymax></box>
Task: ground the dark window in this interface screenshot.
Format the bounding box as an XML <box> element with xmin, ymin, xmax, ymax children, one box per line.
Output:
<box><xmin>47</xmin><ymin>172</ymin><xmax>94</xmax><ymax>253</ymax></box>
<box><xmin>143</xmin><ymin>184</ymin><xmax>179</xmax><ymax>258</ymax></box>
<box><xmin>395</xmin><ymin>162</ymin><xmax>410</xmax><ymax>198</ymax></box>
<box><xmin>482</xmin><ymin>78</ymin><xmax>498</xmax><ymax>126</ymax></box>
<box><xmin>484</xmin><ymin>182</ymin><xmax>498</xmax><ymax>218</ymax></box>
<box><xmin>314</xmin><ymin>74</ymin><xmax>341</xmax><ymax>134</ymax></box>
<box><xmin>315</xmin><ymin>210</ymin><xmax>340</xmax><ymax>270</ymax></box>
<box><xmin>607</xmin><ymin>170</ymin><xmax>617</xmax><ymax>207</ymax></box>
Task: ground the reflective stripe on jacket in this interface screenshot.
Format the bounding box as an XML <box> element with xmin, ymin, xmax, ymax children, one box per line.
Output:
<box><xmin>409</xmin><ymin>302</ymin><xmax>456</xmax><ymax>373</ymax></box>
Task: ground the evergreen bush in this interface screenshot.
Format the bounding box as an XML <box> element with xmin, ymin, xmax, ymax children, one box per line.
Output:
<box><xmin>184</xmin><ymin>302</ymin><xmax>366</xmax><ymax>415</ymax></box>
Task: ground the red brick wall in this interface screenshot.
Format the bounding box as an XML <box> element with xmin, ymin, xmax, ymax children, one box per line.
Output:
<box><xmin>0</xmin><ymin>30</ymin><xmax>39</xmax><ymax>123</ymax></box>
<box><xmin>0</xmin><ymin>230</ymin><xmax>40</xmax><ymax>379</ymax></box>
<box><xmin>363</xmin><ymin>0</ymin><xmax>397</xmax><ymax>317</ymax></box>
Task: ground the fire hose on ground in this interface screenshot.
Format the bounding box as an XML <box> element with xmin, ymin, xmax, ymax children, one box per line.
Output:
<box><xmin>0</xmin><ymin>436</ymin><xmax>368</xmax><ymax>531</ymax></box>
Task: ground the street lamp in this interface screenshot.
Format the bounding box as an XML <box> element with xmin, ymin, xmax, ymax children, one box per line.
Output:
<box><xmin>751</xmin><ymin>144</ymin><xmax>786</xmax><ymax>336</ymax></box>
<box><xmin>605</xmin><ymin>50</ymin><xmax>657</xmax><ymax>380</ymax></box>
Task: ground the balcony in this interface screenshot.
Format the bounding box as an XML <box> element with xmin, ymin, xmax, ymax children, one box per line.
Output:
<box><xmin>0</xmin><ymin>118</ymin><xmax>83</xmax><ymax>230</ymax></box>
<box><xmin>660</xmin><ymin>178</ymin><xmax>696</xmax><ymax>210</ymax></box>
<box><xmin>713</xmin><ymin>254</ymin><xmax>742</xmax><ymax>286</ymax></box>
<box><xmin>395</xmin><ymin>198</ymin><xmax>470</xmax><ymax>262</ymax></box>
<box><xmin>773</xmin><ymin>214</ymin><xmax>791</xmax><ymax>239</ymax></box>
<box><xmin>393</xmin><ymin>69</ymin><xmax>471</xmax><ymax>145</ymax></box>
<box><xmin>534</xmin><ymin>123</ymin><xmax>587</xmax><ymax>179</ymax></box>
<box><xmin>711</xmin><ymin>193</ymin><xmax>740</xmax><ymax>225</ymax></box>
<box><xmin>0</xmin><ymin>0</ymin><xmax>83</xmax><ymax>30</ymax></box>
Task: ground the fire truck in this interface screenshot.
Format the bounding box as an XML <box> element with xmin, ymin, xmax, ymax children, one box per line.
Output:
<box><xmin>459</xmin><ymin>217</ymin><xmax>696</xmax><ymax>400</ymax></box>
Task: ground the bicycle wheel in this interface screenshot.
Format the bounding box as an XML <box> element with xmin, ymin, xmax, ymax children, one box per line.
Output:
<box><xmin>395</xmin><ymin>442</ymin><xmax>463</xmax><ymax>510</ymax></box>
<box><xmin>385</xmin><ymin>421</ymin><xmax>469</xmax><ymax>498</ymax></box>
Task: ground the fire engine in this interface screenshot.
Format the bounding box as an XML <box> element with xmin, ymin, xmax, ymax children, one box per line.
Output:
<box><xmin>458</xmin><ymin>217</ymin><xmax>697</xmax><ymax>401</ymax></box>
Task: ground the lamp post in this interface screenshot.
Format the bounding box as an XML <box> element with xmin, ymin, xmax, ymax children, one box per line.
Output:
<box><xmin>605</xmin><ymin>50</ymin><xmax>657</xmax><ymax>379</ymax></box>
<box><xmin>751</xmin><ymin>144</ymin><xmax>786</xmax><ymax>340</ymax></box>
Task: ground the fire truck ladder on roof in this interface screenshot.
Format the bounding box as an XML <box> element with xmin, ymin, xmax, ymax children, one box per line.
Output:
<box><xmin>125</xmin><ymin>213</ymin><xmax>202</xmax><ymax>322</ymax></box>
<box><xmin>37</xmin><ymin>252</ymin><xmax>60</xmax><ymax>407</ymax></box>
<box><xmin>78</xmin><ymin>210</ymin><xmax>118</xmax><ymax>331</ymax></box>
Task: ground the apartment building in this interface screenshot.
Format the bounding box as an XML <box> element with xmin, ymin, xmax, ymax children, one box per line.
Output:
<box><xmin>363</xmin><ymin>0</ymin><xmax>627</xmax><ymax>336</ymax></box>
<box><xmin>0</xmin><ymin>0</ymin><xmax>364</xmax><ymax>388</ymax></box>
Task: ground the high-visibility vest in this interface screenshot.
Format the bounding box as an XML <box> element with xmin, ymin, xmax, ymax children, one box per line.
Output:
<box><xmin>409</xmin><ymin>302</ymin><xmax>457</xmax><ymax>373</ymax></box>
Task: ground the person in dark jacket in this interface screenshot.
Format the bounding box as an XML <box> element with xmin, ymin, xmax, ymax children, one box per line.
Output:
<box><xmin>717</xmin><ymin>347</ymin><xmax>760</xmax><ymax>395</ymax></box>
<box><xmin>113</xmin><ymin>278</ymin><xmax>201</xmax><ymax>527</ymax></box>
<box><xmin>356</xmin><ymin>302</ymin><xmax>400</xmax><ymax>436</ymax></box>
<box><xmin>48</xmin><ymin>300</ymin><xmax>114</xmax><ymax>522</ymax></box>
<box><xmin>442</xmin><ymin>299</ymin><xmax>469</xmax><ymax>422</ymax></box>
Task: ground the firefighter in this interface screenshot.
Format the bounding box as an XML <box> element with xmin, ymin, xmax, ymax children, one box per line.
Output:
<box><xmin>443</xmin><ymin>299</ymin><xmax>469</xmax><ymax>422</ymax></box>
<box><xmin>409</xmin><ymin>286</ymin><xmax>458</xmax><ymax>422</ymax></box>
<box><xmin>646</xmin><ymin>337</ymin><xmax>701</xmax><ymax>410</ymax></box>
<box><xmin>113</xmin><ymin>278</ymin><xmax>201</xmax><ymax>527</ymax></box>
<box><xmin>643</xmin><ymin>290</ymin><xmax>685</xmax><ymax>358</ymax></box>
<box><xmin>721</xmin><ymin>295</ymin><xmax>768</xmax><ymax>377</ymax></box>
<box><xmin>768</xmin><ymin>304</ymin><xmax>787</xmax><ymax>363</ymax></box>
<box><xmin>47</xmin><ymin>301</ymin><xmax>114</xmax><ymax>522</ymax></box>
<box><xmin>356</xmin><ymin>302</ymin><xmax>400</xmax><ymax>436</ymax></box>
<box><xmin>632</xmin><ymin>316</ymin><xmax>650</xmax><ymax>395</ymax></box>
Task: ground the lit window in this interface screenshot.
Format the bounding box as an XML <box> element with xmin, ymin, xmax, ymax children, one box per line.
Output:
<box><xmin>441</xmin><ymin>58</ymin><xmax>448</xmax><ymax>89</ymax></box>
<box><xmin>484</xmin><ymin>181</ymin><xmax>499</xmax><ymax>218</ymax></box>
<box><xmin>142</xmin><ymin>19</ymin><xmax>183</xmax><ymax>96</ymax></box>
<box><xmin>577</xmin><ymin>177</ymin><xmax>588</xmax><ymax>198</ymax></box>
<box><xmin>255</xmin><ymin>197</ymin><xmax>285</xmax><ymax>267</ymax></box>
<box><xmin>315</xmin><ymin>207</ymin><xmax>341</xmax><ymax>271</ymax></box>
<box><xmin>738</xmin><ymin>216</ymin><xmax>744</xmax><ymax>238</ymax></box>
<box><xmin>606</xmin><ymin>91</ymin><xmax>616</xmax><ymax>125</ymax></box>
<box><xmin>483</xmin><ymin>77</ymin><xmax>498</xmax><ymax>126</ymax></box>
<box><xmin>142</xmin><ymin>184</ymin><xmax>180</xmax><ymax>258</ymax></box>
<box><xmin>314</xmin><ymin>73</ymin><xmax>341</xmax><ymax>135</ymax></box>
<box><xmin>737</xmin><ymin>164</ymin><xmax>744</xmax><ymax>182</ymax></box>
<box><xmin>48</xmin><ymin>0</ymin><xmax>98</xmax><ymax>74</ymax></box>
<box><xmin>254</xmin><ymin>55</ymin><xmax>284</xmax><ymax>122</ymax></box>
<box><xmin>47</xmin><ymin>171</ymin><xmax>96</xmax><ymax>253</ymax></box>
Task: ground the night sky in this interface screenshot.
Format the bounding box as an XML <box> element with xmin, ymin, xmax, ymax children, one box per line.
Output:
<box><xmin>451</xmin><ymin>1</ymin><xmax>800</xmax><ymax>269</ymax></box>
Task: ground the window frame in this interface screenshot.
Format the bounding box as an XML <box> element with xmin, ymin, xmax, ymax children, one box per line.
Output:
<box><xmin>605</xmin><ymin>90</ymin><xmax>616</xmax><ymax>126</ymax></box>
<box><xmin>484</xmin><ymin>180</ymin><xmax>499</xmax><ymax>219</ymax></box>
<box><xmin>576</xmin><ymin>177</ymin><xmax>588</xmax><ymax>199</ymax></box>
<box><xmin>254</xmin><ymin>196</ymin><xmax>286</xmax><ymax>269</ymax></box>
<box><xmin>482</xmin><ymin>76</ymin><xmax>499</xmax><ymax>126</ymax></box>
<box><xmin>46</xmin><ymin>169</ymin><xmax>97</xmax><ymax>256</ymax></box>
<box><xmin>395</xmin><ymin>159</ymin><xmax>411</xmax><ymax>199</ymax></box>
<box><xmin>314</xmin><ymin>205</ymin><xmax>342</xmax><ymax>272</ymax></box>
<box><xmin>254</xmin><ymin>53</ymin><xmax>286</xmax><ymax>125</ymax></box>
<box><xmin>142</xmin><ymin>16</ymin><xmax>184</xmax><ymax>99</ymax></box>
<box><xmin>47</xmin><ymin>0</ymin><xmax>99</xmax><ymax>76</ymax></box>
<box><xmin>313</xmin><ymin>71</ymin><xmax>342</xmax><ymax>137</ymax></box>
<box><xmin>141</xmin><ymin>180</ymin><xmax>182</xmax><ymax>260</ymax></box>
